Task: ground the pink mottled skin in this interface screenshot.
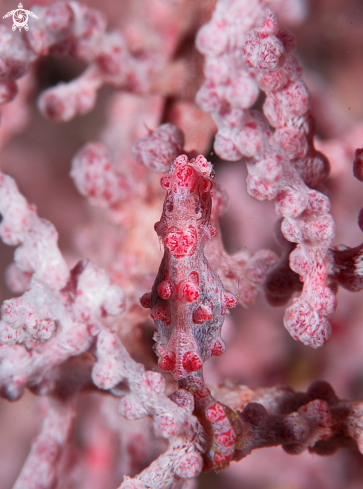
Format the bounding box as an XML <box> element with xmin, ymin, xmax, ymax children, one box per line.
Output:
<box><xmin>180</xmin><ymin>378</ymin><xmax>239</xmax><ymax>472</ymax></box>
<box><xmin>141</xmin><ymin>154</ymin><xmax>236</xmax><ymax>380</ymax></box>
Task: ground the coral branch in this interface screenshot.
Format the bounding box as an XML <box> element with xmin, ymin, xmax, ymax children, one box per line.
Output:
<box><xmin>211</xmin><ymin>380</ymin><xmax>363</xmax><ymax>455</ymax></box>
<box><xmin>13</xmin><ymin>395</ymin><xmax>76</xmax><ymax>489</ymax></box>
<box><xmin>0</xmin><ymin>1</ymin><xmax>149</xmax><ymax>121</ymax></box>
<box><xmin>329</xmin><ymin>148</ymin><xmax>363</xmax><ymax>292</ymax></box>
<box><xmin>91</xmin><ymin>328</ymin><xmax>205</xmax><ymax>489</ymax></box>
<box><xmin>196</xmin><ymin>1</ymin><xmax>336</xmax><ymax>347</ymax></box>
<box><xmin>0</xmin><ymin>172</ymin><xmax>69</xmax><ymax>289</ymax></box>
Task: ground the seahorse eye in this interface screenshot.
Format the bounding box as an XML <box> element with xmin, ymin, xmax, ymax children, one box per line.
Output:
<box><xmin>165</xmin><ymin>195</ymin><xmax>174</xmax><ymax>214</ymax></box>
<box><xmin>195</xmin><ymin>202</ymin><xmax>202</xmax><ymax>216</ymax></box>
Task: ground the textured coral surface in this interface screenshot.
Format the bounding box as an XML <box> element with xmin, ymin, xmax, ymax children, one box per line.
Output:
<box><xmin>1</xmin><ymin>0</ymin><xmax>363</xmax><ymax>488</ymax></box>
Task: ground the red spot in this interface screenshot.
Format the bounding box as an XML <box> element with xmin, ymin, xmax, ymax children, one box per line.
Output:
<box><xmin>161</xmin><ymin>176</ymin><xmax>171</xmax><ymax>189</ymax></box>
<box><xmin>194</xmin><ymin>155</ymin><xmax>212</xmax><ymax>176</ymax></box>
<box><xmin>193</xmin><ymin>387</ymin><xmax>210</xmax><ymax>401</ymax></box>
<box><xmin>193</xmin><ymin>303</ymin><xmax>213</xmax><ymax>324</ymax></box>
<box><xmin>223</xmin><ymin>293</ymin><xmax>237</xmax><ymax>309</ymax></box>
<box><xmin>43</xmin><ymin>93</ymin><xmax>66</xmax><ymax>120</ymax></box>
<box><xmin>97</xmin><ymin>50</ymin><xmax>122</xmax><ymax>75</ymax></box>
<box><xmin>164</xmin><ymin>226</ymin><xmax>197</xmax><ymax>258</ymax></box>
<box><xmin>188</xmin><ymin>271</ymin><xmax>199</xmax><ymax>284</ymax></box>
<box><xmin>151</xmin><ymin>303</ymin><xmax>171</xmax><ymax>325</ymax></box>
<box><xmin>216</xmin><ymin>429</ymin><xmax>236</xmax><ymax>447</ymax></box>
<box><xmin>182</xmin><ymin>351</ymin><xmax>203</xmax><ymax>373</ymax></box>
<box><xmin>174</xmin><ymin>166</ymin><xmax>198</xmax><ymax>192</ymax></box>
<box><xmin>158</xmin><ymin>352</ymin><xmax>176</xmax><ymax>372</ymax></box>
<box><xmin>214</xmin><ymin>452</ymin><xmax>231</xmax><ymax>466</ymax></box>
<box><xmin>157</xmin><ymin>280</ymin><xmax>173</xmax><ymax>300</ymax></box>
<box><xmin>199</xmin><ymin>178</ymin><xmax>213</xmax><ymax>193</ymax></box>
<box><xmin>205</xmin><ymin>403</ymin><xmax>226</xmax><ymax>423</ymax></box>
<box><xmin>209</xmin><ymin>226</ymin><xmax>216</xmax><ymax>237</ymax></box>
<box><xmin>86</xmin><ymin>447</ymin><xmax>109</xmax><ymax>468</ymax></box>
<box><xmin>182</xmin><ymin>282</ymin><xmax>200</xmax><ymax>302</ymax></box>
<box><xmin>211</xmin><ymin>340</ymin><xmax>225</xmax><ymax>356</ymax></box>
<box><xmin>140</xmin><ymin>292</ymin><xmax>151</xmax><ymax>308</ymax></box>
<box><xmin>245</xmin><ymin>122</ymin><xmax>257</xmax><ymax>129</ymax></box>
<box><xmin>174</xmin><ymin>154</ymin><xmax>189</xmax><ymax>168</ymax></box>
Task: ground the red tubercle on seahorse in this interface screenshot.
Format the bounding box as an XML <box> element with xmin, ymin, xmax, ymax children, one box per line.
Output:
<box><xmin>141</xmin><ymin>154</ymin><xmax>237</xmax><ymax>380</ymax></box>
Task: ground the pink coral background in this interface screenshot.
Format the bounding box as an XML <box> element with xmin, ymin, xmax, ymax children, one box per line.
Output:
<box><xmin>1</xmin><ymin>0</ymin><xmax>363</xmax><ymax>487</ymax></box>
